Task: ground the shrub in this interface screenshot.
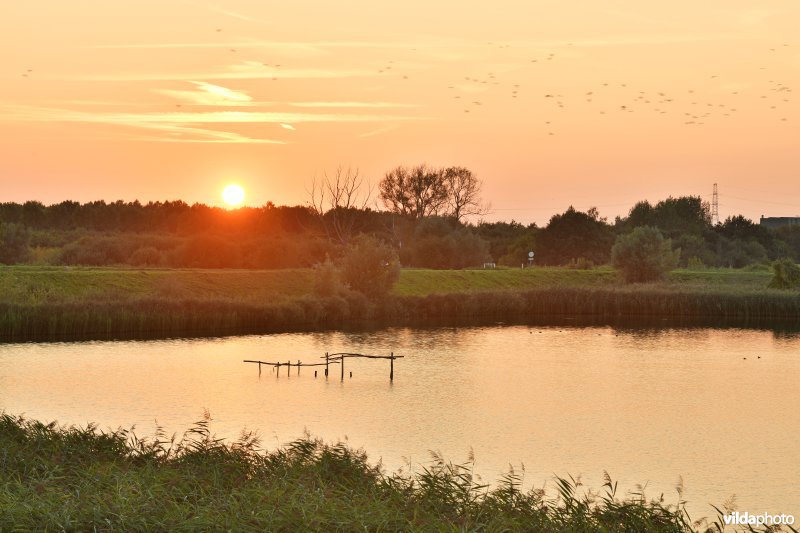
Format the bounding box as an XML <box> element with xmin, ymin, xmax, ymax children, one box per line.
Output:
<box><xmin>768</xmin><ymin>258</ymin><xmax>800</xmax><ymax>289</ymax></box>
<box><xmin>567</xmin><ymin>257</ymin><xmax>594</xmax><ymax>270</ymax></box>
<box><xmin>612</xmin><ymin>226</ymin><xmax>680</xmax><ymax>283</ymax></box>
<box><xmin>338</xmin><ymin>235</ymin><xmax>400</xmax><ymax>298</ymax></box>
<box><xmin>686</xmin><ymin>256</ymin><xmax>706</xmax><ymax>270</ymax></box>
<box><xmin>0</xmin><ymin>222</ymin><xmax>31</xmax><ymax>264</ymax></box>
<box><xmin>313</xmin><ymin>255</ymin><xmax>346</xmax><ymax>297</ymax></box>
<box><xmin>129</xmin><ymin>246</ymin><xmax>162</xmax><ymax>266</ymax></box>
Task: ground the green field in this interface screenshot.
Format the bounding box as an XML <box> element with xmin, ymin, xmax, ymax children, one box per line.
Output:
<box><xmin>0</xmin><ymin>265</ymin><xmax>775</xmax><ymax>306</ymax></box>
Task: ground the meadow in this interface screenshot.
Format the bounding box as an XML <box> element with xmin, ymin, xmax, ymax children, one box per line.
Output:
<box><xmin>1</xmin><ymin>265</ymin><xmax>796</xmax><ymax>341</ymax></box>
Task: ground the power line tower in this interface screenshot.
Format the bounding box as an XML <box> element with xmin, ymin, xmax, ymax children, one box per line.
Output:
<box><xmin>711</xmin><ymin>183</ymin><xmax>719</xmax><ymax>225</ymax></box>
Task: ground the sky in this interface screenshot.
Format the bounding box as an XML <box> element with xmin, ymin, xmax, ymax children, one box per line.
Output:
<box><xmin>1</xmin><ymin>0</ymin><xmax>798</xmax><ymax>225</ymax></box>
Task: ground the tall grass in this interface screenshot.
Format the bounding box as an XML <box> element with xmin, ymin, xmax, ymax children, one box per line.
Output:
<box><xmin>1</xmin><ymin>285</ymin><xmax>799</xmax><ymax>342</ymax></box>
<box><xmin>0</xmin><ymin>412</ymin><xmax>721</xmax><ymax>531</ymax></box>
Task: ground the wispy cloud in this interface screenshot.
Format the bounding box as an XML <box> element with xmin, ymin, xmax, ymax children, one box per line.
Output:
<box><xmin>155</xmin><ymin>81</ymin><xmax>254</xmax><ymax>106</ymax></box>
<box><xmin>0</xmin><ymin>104</ymin><xmax>427</xmax><ymax>143</ymax></box>
<box><xmin>358</xmin><ymin>124</ymin><xmax>399</xmax><ymax>138</ymax></box>
<box><xmin>280</xmin><ymin>123</ymin><xmax>295</xmax><ymax>130</ymax></box>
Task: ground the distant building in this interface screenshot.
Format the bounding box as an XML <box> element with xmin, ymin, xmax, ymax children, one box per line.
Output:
<box><xmin>760</xmin><ymin>216</ymin><xmax>800</xmax><ymax>229</ymax></box>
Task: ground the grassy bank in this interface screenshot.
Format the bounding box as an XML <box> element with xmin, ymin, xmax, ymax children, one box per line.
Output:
<box><xmin>0</xmin><ymin>412</ymin><xmax>707</xmax><ymax>531</ymax></box>
<box><xmin>1</xmin><ymin>266</ymin><xmax>796</xmax><ymax>341</ymax></box>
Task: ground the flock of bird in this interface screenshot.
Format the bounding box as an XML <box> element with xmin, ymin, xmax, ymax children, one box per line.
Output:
<box><xmin>18</xmin><ymin>27</ymin><xmax>795</xmax><ymax>138</ymax></box>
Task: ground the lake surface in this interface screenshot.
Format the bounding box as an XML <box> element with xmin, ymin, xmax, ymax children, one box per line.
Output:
<box><xmin>1</xmin><ymin>325</ymin><xmax>798</xmax><ymax>521</ymax></box>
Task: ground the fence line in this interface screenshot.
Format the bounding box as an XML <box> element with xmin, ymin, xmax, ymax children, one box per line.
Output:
<box><xmin>243</xmin><ymin>352</ymin><xmax>403</xmax><ymax>381</ymax></box>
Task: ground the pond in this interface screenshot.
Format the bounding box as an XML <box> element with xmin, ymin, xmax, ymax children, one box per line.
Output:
<box><xmin>1</xmin><ymin>325</ymin><xmax>798</xmax><ymax>521</ymax></box>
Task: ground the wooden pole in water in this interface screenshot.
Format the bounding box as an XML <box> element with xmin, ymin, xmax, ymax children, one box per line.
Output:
<box><xmin>258</xmin><ymin>361</ymin><xmax>262</xmax><ymax>377</ymax></box>
<box><xmin>390</xmin><ymin>352</ymin><xmax>394</xmax><ymax>381</ymax></box>
<box><xmin>297</xmin><ymin>359</ymin><xmax>301</xmax><ymax>376</ymax></box>
<box><xmin>287</xmin><ymin>360</ymin><xmax>290</xmax><ymax>377</ymax></box>
<box><xmin>340</xmin><ymin>355</ymin><xmax>344</xmax><ymax>381</ymax></box>
<box><xmin>276</xmin><ymin>362</ymin><xmax>280</xmax><ymax>376</ymax></box>
<box><xmin>325</xmin><ymin>352</ymin><xmax>329</xmax><ymax>377</ymax></box>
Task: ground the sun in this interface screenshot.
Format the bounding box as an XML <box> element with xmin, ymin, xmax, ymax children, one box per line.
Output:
<box><xmin>222</xmin><ymin>184</ymin><xmax>245</xmax><ymax>207</ymax></box>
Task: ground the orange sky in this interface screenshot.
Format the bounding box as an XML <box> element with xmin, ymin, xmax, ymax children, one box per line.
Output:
<box><xmin>1</xmin><ymin>1</ymin><xmax>798</xmax><ymax>224</ymax></box>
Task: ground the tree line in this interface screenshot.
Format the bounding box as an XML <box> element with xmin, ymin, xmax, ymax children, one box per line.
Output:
<box><xmin>2</xmin><ymin>165</ymin><xmax>800</xmax><ymax>272</ymax></box>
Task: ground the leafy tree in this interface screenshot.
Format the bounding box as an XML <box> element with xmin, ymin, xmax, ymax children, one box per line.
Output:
<box><xmin>621</xmin><ymin>196</ymin><xmax>711</xmax><ymax>238</ymax></box>
<box><xmin>714</xmin><ymin>236</ymin><xmax>768</xmax><ymax>268</ymax></box>
<box><xmin>611</xmin><ymin>226</ymin><xmax>680</xmax><ymax>283</ymax></box>
<box><xmin>767</xmin><ymin>258</ymin><xmax>800</xmax><ymax>289</ymax></box>
<box><xmin>379</xmin><ymin>165</ymin><xmax>448</xmax><ymax>218</ymax></box>
<box><xmin>775</xmin><ymin>225</ymin><xmax>800</xmax><ymax>261</ymax></box>
<box><xmin>402</xmin><ymin>217</ymin><xmax>490</xmax><ymax>269</ymax></box>
<box><xmin>536</xmin><ymin>207</ymin><xmax>614</xmax><ymax>265</ymax></box>
<box><xmin>338</xmin><ymin>235</ymin><xmax>400</xmax><ymax>298</ymax></box>
<box><xmin>0</xmin><ymin>222</ymin><xmax>31</xmax><ymax>264</ymax></box>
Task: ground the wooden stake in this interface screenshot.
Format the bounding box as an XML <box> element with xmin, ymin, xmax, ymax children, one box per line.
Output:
<box><xmin>341</xmin><ymin>355</ymin><xmax>344</xmax><ymax>381</ymax></box>
<box><xmin>325</xmin><ymin>352</ymin><xmax>329</xmax><ymax>377</ymax></box>
<box><xmin>287</xmin><ymin>360</ymin><xmax>290</xmax><ymax>377</ymax></box>
<box><xmin>390</xmin><ymin>352</ymin><xmax>394</xmax><ymax>381</ymax></box>
<box><xmin>258</xmin><ymin>361</ymin><xmax>262</xmax><ymax>377</ymax></box>
<box><xmin>297</xmin><ymin>359</ymin><xmax>301</xmax><ymax>376</ymax></box>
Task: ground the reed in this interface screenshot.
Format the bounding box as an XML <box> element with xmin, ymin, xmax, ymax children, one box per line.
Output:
<box><xmin>1</xmin><ymin>266</ymin><xmax>796</xmax><ymax>341</ymax></box>
<box><xmin>0</xmin><ymin>412</ymin><xmax>716</xmax><ymax>532</ymax></box>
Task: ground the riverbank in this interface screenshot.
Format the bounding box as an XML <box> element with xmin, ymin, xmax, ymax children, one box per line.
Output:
<box><xmin>1</xmin><ymin>266</ymin><xmax>797</xmax><ymax>341</ymax></box>
<box><xmin>0</xmin><ymin>412</ymin><xmax>700</xmax><ymax>531</ymax></box>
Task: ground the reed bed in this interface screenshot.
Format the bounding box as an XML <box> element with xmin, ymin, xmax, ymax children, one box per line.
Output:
<box><xmin>0</xmin><ymin>266</ymin><xmax>796</xmax><ymax>341</ymax></box>
<box><xmin>0</xmin><ymin>412</ymin><xmax>722</xmax><ymax>532</ymax></box>
<box><xmin>1</xmin><ymin>285</ymin><xmax>799</xmax><ymax>341</ymax></box>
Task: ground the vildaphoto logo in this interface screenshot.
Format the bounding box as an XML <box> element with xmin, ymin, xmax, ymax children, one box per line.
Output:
<box><xmin>723</xmin><ymin>511</ymin><xmax>795</xmax><ymax>526</ymax></box>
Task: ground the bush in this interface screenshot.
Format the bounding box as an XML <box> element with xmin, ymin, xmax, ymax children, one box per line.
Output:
<box><xmin>313</xmin><ymin>255</ymin><xmax>346</xmax><ymax>297</ymax></box>
<box><xmin>612</xmin><ymin>226</ymin><xmax>680</xmax><ymax>283</ymax></box>
<box><xmin>768</xmin><ymin>258</ymin><xmax>800</xmax><ymax>289</ymax></box>
<box><xmin>0</xmin><ymin>222</ymin><xmax>31</xmax><ymax>264</ymax></box>
<box><xmin>567</xmin><ymin>257</ymin><xmax>594</xmax><ymax>270</ymax></box>
<box><xmin>338</xmin><ymin>235</ymin><xmax>400</xmax><ymax>298</ymax></box>
<box><xmin>129</xmin><ymin>246</ymin><xmax>162</xmax><ymax>266</ymax></box>
<box><xmin>686</xmin><ymin>256</ymin><xmax>706</xmax><ymax>270</ymax></box>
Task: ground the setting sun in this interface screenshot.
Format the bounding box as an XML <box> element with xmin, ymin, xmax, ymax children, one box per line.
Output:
<box><xmin>222</xmin><ymin>184</ymin><xmax>245</xmax><ymax>207</ymax></box>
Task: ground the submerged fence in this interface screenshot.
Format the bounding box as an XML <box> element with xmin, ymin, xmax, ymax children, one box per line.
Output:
<box><xmin>243</xmin><ymin>352</ymin><xmax>403</xmax><ymax>381</ymax></box>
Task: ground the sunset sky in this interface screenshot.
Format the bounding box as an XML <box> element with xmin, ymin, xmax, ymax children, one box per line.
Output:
<box><xmin>1</xmin><ymin>0</ymin><xmax>798</xmax><ymax>224</ymax></box>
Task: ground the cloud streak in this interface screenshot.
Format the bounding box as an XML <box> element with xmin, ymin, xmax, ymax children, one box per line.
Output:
<box><xmin>155</xmin><ymin>81</ymin><xmax>254</xmax><ymax>106</ymax></box>
<box><xmin>0</xmin><ymin>104</ymin><xmax>427</xmax><ymax>143</ymax></box>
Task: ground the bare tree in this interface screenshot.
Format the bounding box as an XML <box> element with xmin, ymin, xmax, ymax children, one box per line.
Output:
<box><xmin>308</xmin><ymin>165</ymin><xmax>373</xmax><ymax>244</ymax></box>
<box><xmin>379</xmin><ymin>164</ymin><xmax>448</xmax><ymax>218</ymax></box>
<box><xmin>442</xmin><ymin>166</ymin><xmax>489</xmax><ymax>221</ymax></box>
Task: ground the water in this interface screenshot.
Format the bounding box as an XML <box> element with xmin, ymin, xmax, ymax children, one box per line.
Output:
<box><xmin>1</xmin><ymin>325</ymin><xmax>798</xmax><ymax>521</ymax></box>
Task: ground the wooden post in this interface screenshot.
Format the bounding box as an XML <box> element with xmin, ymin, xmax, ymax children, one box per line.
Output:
<box><xmin>297</xmin><ymin>359</ymin><xmax>301</xmax><ymax>376</ymax></box>
<box><xmin>390</xmin><ymin>352</ymin><xmax>394</xmax><ymax>381</ymax></box>
<box><xmin>258</xmin><ymin>361</ymin><xmax>262</xmax><ymax>377</ymax></box>
<box><xmin>340</xmin><ymin>355</ymin><xmax>344</xmax><ymax>381</ymax></box>
<box><xmin>314</xmin><ymin>370</ymin><xmax>317</xmax><ymax>378</ymax></box>
<box><xmin>287</xmin><ymin>360</ymin><xmax>290</xmax><ymax>377</ymax></box>
<box><xmin>325</xmin><ymin>352</ymin><xmax>329</xmax><ymax>377</ymax></box>
<box><xmin>276</xmin><ymin>362</ymin><xmax>280</xmax><ymax>376</ymax></box>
